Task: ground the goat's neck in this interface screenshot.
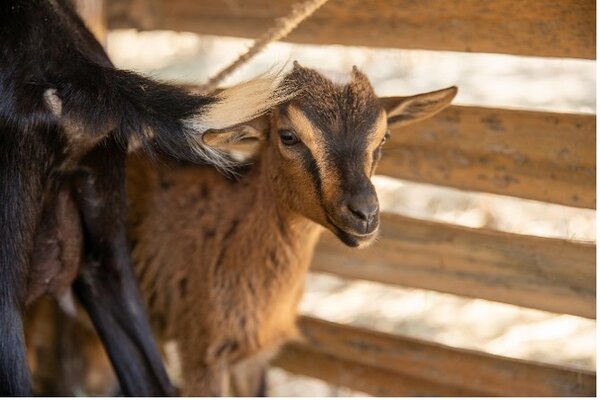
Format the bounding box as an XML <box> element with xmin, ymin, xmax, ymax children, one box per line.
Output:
<box><xmin>249</xmin><ymin>152</ymin><xmax>323</xmax><ymax>259</ymax></box>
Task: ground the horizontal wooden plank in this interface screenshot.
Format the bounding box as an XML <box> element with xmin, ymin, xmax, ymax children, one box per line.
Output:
<box><xmin>380</xmin><ymin>105</ymin><xmax>596</xmax><ymax>209</ymax></box>
<box><xmin>274</xmin><ymin>317</ymin><xmax>596</xmax><ymax>396</ymax></box>
<box><xmin>275</xmin><ymin>342</ymin><xmax>473</xmax><ymax>396</ymax></box>
<box><xmin>107</xmin><ymin>0</ymin><xmax>595</xmax><ymax>59</ymax></box>
<box><xmin>312</xmin><ymin>212</ymin><xmax>596</xmax><ymax>318</ymax></box>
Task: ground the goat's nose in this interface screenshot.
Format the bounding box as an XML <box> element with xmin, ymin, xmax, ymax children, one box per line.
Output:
<box><xmin>347</xmin><ymin>195</ymin><xmax>379</xmax><ymax>224</ymax></box>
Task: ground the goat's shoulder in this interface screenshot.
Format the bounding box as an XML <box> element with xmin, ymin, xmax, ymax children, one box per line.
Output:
<box><xmin>126</xmin><ymin>151</ymin><xmax>260</xmax><ymax>263</ymax></box>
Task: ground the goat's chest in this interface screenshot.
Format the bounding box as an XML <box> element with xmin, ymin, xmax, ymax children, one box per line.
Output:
<box><xmin>204</xmin><ymin>247</ymin><xmax>312</xmax><ymax>364</ymax></box>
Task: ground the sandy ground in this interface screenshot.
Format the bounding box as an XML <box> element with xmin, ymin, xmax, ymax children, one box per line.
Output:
<box><xmin>107</xmin><ymin>31</ymin><xmax>596</xmax><ymax>396</ymax></box>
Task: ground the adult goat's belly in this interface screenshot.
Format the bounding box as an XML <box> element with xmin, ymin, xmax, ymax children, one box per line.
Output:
<box><xmin>27</xmin><ymin>186</ymin><xmax>83</xmax><ymax>304</ymax></box>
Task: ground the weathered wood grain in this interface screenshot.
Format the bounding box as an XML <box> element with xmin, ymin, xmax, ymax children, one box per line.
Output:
<box><xmin>274</xmin><ymin>317</ymin><xmax>596</xmax><ymax>396</ymax></box>
<box><xmin>312</xmin><ymin>212</ymin><xmax>596</xmax><ymax>318</ymax></box>
<box><xmin>107</xmin><ymin>0</ymin><xmax>596</xmax><ymax>59</ymax></box>
<box><xmin>275</xmin><ymin>343</ymin><xmax>473</xmax><ymax>396</ymax></box>
<box><xmin>380</xmin><ymin>105</ymin><xmax>596</xmax><ymax>209</ymax></box>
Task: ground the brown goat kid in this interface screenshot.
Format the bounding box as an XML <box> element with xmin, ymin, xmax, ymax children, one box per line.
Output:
<box><xmin>125</xmin><ymin>63</ymin><xmax>457</xmax><ymax>395</ymax></box>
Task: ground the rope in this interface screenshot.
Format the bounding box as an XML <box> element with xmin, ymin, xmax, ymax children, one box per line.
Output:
<box><xmin>202</xmin><ymin>0</ymin><xmax>330</xmax><ymax>93</ymax></box>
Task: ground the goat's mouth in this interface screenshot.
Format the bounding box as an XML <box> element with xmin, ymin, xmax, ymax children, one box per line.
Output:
<box><xmin>326</xmin><ymin>215</ymin><xmax>379</xmax><ymax>248</ymax></box>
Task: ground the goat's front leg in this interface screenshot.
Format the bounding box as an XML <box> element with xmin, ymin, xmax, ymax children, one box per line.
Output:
<box><xmin>175</xmin><ymin>333</ymin><xmax>227</xmax><ymax>395</ymax></box>
<box><xmin>0</xmin><ymin>137</ymin><xmax>45</xmax><ymax>395</ymax></box>
<box><xmin>180</xmin><ymin>353</ymin><xmax>228</xmax><ymax>396</ymax></box>
<box><xmin>72</xmin><ymin>137</ymin><xmax>174</xmax><ymax>396</ymax></box>
<box><xmin>0</xmin><ymin>296</ymin><xmax>32</xmax><ymax>396</ymax></box>
<box><xmin>0</xmin><ymin>303</ymin><xmax>31</xmax><ymax>396</ymax></box>
<box><xmin>230</xmin><ymin>354</ymin><xmax>269</xmax><ymax>396</ymax></box>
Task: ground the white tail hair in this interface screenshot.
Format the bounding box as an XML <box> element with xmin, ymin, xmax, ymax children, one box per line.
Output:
<box><xmin>184</xmin><ymin>69</ymin><xmax>297</xmax><ymax>170</ymax></box>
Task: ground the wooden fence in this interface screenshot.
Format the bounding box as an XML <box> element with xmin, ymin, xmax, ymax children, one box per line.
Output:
<box><xmin>94</xmin><ymin>0</ymin><xmax>596</xmax><ymax>396</ymax></box>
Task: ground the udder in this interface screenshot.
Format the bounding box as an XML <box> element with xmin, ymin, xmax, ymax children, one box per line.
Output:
<box><xmin>27</xmin><ymin>186</ymin><xmax>83</xmax><ymax>305</ymax></box>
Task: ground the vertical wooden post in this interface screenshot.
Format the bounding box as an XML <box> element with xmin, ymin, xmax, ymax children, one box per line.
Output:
<box><xmin>74</xmin><ymin>0</ymin><xmax>107</xmax><ymax>46</ymax></box>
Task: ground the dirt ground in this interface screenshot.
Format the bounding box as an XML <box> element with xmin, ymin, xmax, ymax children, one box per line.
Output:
<box><xmin>107</xmin><ymin>31</ymin><xmax>596</xmax><ymax>396</ymax></box>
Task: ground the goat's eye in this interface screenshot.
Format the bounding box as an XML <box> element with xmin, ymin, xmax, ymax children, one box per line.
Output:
<box><xmin>381</xmin><ymin>131</ymin><xmax>391</xmax><ymax>146</ymax></box>
<box><xmin>279</xmin><ymin>129</ymin><xmax>300</xmax><ymax>146</ymax></box>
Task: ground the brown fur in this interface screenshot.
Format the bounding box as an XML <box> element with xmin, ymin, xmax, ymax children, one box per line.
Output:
<box><xmin>125</xmin><ymin>65</ymin><xmax>457</xmax><ymax>395</ymax></box>
<box><xmin>25</xmin><ymin>65</ymin><xmax>457</xmax><ymax>396</ymax></box>
<box><xmin>127</xmin><ymin>151</ymin><xmax>321</xmax><ymax>395</ymax></box>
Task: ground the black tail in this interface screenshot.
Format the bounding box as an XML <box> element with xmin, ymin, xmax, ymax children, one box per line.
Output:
<box><xmin>0</xmin><ymin>0</ymin><xmax>294</xmax><ymax>170</ymax></box>
<box><xmin>48</xmin><ymin>62</ymin><xmax>293</xmax><ymax>169</ymax></box>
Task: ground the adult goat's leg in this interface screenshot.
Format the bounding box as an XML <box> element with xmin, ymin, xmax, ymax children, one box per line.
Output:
<box><xmin>72</xmin><ymin>137</ymin><xmax>174</xmax><ymax>396</ymax></box>
<box><xmin>0</xmin><ymin>135</ymin><xmax>45</xmax><ymax>395</ymax></box>
<box><xmin>0</xmin><ymin>275</ymin><xmax>32</xmax><ymax>396</ymax></box>
<box><xmin>0</xmin><ymin>301</ymin><xmax>31</xmax><ymax>396</ymax></box>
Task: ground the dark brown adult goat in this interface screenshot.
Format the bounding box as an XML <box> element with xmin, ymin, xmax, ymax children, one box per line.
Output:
<box><xmin>0</xmin><ymin>0</ymin><xmax>291</xmax><ymax>395</ymax></box>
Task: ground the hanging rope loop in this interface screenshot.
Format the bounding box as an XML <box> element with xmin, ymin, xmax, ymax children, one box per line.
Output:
<box><xmin>202</xmin><ymin>0</ymin><xmax>330</xmax><ymax>93</ymax></box>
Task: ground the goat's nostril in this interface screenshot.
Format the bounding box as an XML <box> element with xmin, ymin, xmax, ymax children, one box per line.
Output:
<box><xmin>348</xmin><ymin>204</ymin><xmax>367</xmax><ymax>221</ymax></box>
<box><xmin>347</xmin><ymin>201</ymin><xmax>378</xmax><ymax>223</ymax></box>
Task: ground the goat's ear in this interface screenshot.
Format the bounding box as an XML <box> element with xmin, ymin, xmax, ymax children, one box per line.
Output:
<box><xmin>202</xmin><ymin>113</ymin><xmax>270</xmax><ymax>147</ymax></box>
<box><xmin>382</xmin><ymin>86</ymin><xmax>458</xmax><ymax>127</ymax></box>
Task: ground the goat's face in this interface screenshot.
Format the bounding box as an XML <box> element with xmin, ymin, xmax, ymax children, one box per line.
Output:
<box><xmin>267</xmin><ymin>66</ymin><xmax>387</xmax><ymax>247</ymax></box>
<box><xmin>204</xmin><ymin>63</ymin><xmax>457</xmax><ymax>248</ymax></box>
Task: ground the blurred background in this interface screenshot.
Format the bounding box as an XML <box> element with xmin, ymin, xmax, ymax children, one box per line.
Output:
<box><xmin>105</xmin><ymin>29</ymin><xmax>595</xmax><ymax>396</ymax></box>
